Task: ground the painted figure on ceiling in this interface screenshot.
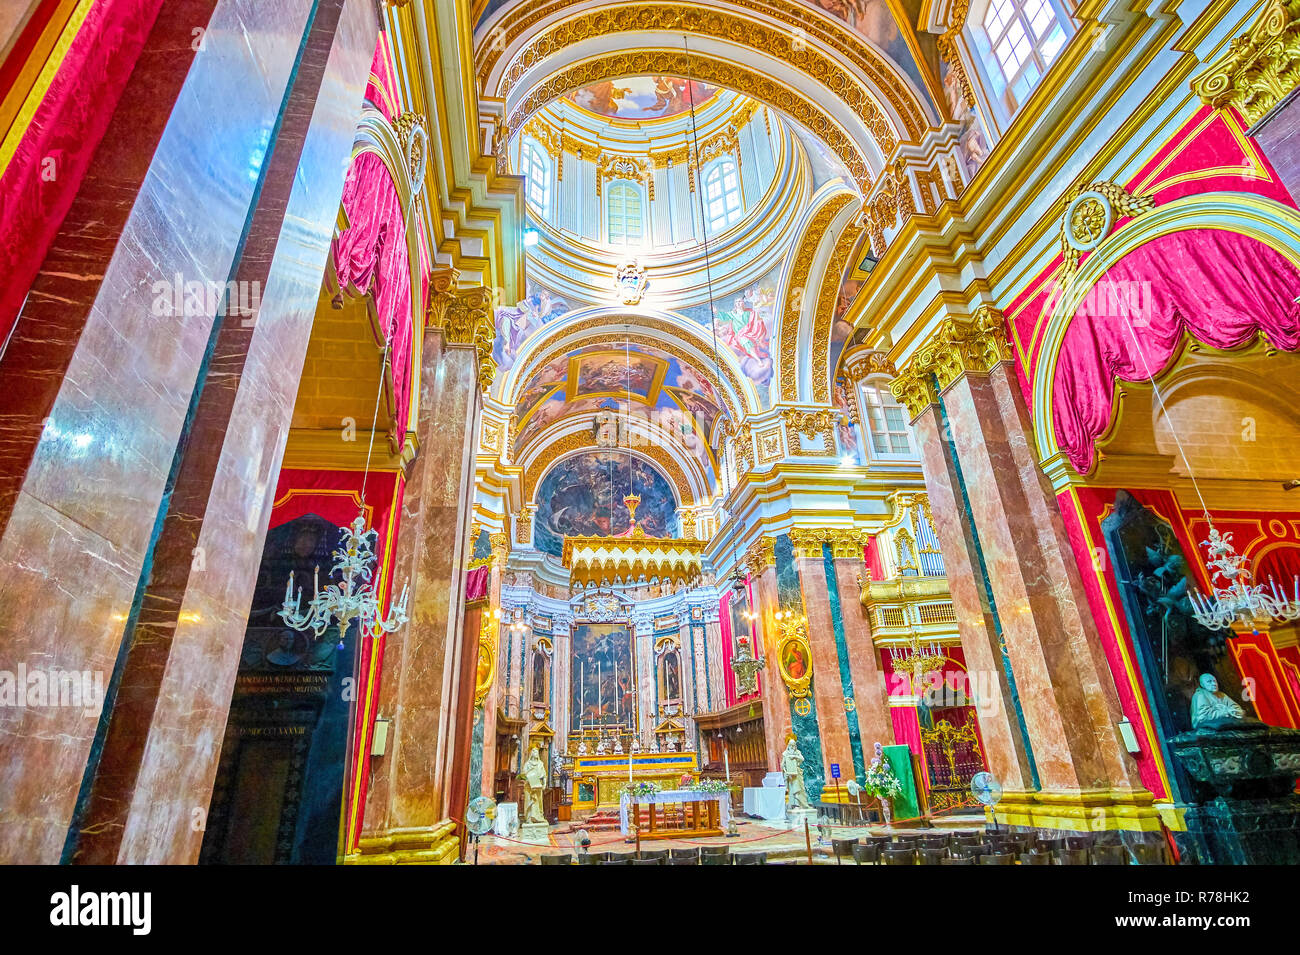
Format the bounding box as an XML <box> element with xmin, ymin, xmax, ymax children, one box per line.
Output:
<box><xmin>715</xmin><ymin>286</ymin><xmax>774</xmax><ymax>390</ymax></box>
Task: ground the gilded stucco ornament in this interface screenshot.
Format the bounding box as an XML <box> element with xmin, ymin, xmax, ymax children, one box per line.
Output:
<box><xmin>1192</xmin><ymin>0</ymin><xmax>1300</xmax><ymax>126</ymax></box>
<box><xmin>475</xmin><ymin>611</ymin><xmax>497</xmax><ymax>708</ymax></box>
<box><xmin>1056</xmin><ymin>181</ymin><xmax>1154</xmax><ymax>283</ymax></box>
<box><xmin>781</xmin><ymin>407</ymin><xmax>838</xmax><ymax>456</ymax></box>
<box><xmin>612</xmin><ymin>257</ymin><xmax>649</xmax><ymax>305</ymax></box>
<box><xmin>392</xmin><ymin>111</ymin><xmax>428</xmax><ymax>186</ymax></box>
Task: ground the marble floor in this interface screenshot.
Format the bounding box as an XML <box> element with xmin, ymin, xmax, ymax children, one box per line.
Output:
<box><xmin>463</xmin><ymin>817</ymin><xmax>986</xmax><ymax>864</ymax></box>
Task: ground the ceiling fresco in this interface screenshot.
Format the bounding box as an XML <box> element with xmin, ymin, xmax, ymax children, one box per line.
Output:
<box><xmin>567</xmin><ymin>76</ymin><xmax>720</xmax><ymax>120</ymax></box>
<box><xmin>512</xmin><ymin>341</ymin><xmax>725</xmax><ymax>485</ymax></box>
<box><xmin>533</xmin><ymin>450</ymin><xmax>680</xmax><ymax>557</ymax></box>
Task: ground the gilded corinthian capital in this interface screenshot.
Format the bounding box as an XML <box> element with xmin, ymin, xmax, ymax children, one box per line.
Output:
<box><xmin>1192</xmin><ymin>0</ymin><xmax>1300</xmax><ymax>126</ymax></box>
<box><xmin>438</xmin><ymin>284</ymin><xmax>499</xmax><ymax>391</ymax></box>
<box><xmin>742</xmin><ymin>536</ymin><xmax>776</xmax><ymax>579</ymax></box>
<box><xmin>890</xmin><ymin>308</ymin><xmax>1013</xmax><ymax>419</ymax></box>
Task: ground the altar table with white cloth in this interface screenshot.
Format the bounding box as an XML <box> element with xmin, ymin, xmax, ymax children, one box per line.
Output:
<box><xmin>743</xmin><ymin>786</ymin><xmax>787</xmax><ymax>820</ymax></box>
<box><xmin>619</xmin><ymin>789</ymin><xmax>731</xmax><ymax>836</ymax></box>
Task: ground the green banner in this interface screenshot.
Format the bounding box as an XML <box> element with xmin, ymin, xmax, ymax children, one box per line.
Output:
<box><xmin>882</xmin><ymin>744</ymin><xmax>920</xmax><ymax>821</ymax></box>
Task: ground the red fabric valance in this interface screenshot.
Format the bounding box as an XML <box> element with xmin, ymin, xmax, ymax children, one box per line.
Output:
<box><xmin>1052</xmin><ymin>228</ymin><xmax>1300</xmax><ymax>474</ymax></box>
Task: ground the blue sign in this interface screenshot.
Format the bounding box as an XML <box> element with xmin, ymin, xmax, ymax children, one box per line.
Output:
<box><xmin>830</xmin><ymin>763</ymin><xmax>841</xmax><ymax>779</ymax></box>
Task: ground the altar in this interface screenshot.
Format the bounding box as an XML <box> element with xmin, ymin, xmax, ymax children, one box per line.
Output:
<box><xmin>572</xmin><ymin>751</ymin><xmax>698</xmax><ymax>812</ymax></box>
<box><xmin>619</xmin><ymin>789</ymin><xmax>730</xmax><ymax>839</ymax></box>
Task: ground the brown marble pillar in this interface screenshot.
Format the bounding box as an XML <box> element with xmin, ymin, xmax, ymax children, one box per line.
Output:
<box><xmin>0</xmin><ymin>0</ymin><xmax>376</xmax><ymax>864</ymax></box>
<box><xmin>68</xmin><ymin>0</ymin><xmax>377</xmax><ymax>866</ymax></box>
<box><xmin>1252</xmin><ymin>91</ymin><xmax>1300</xmax><ymax>203</ymax></box>
<box><xmin>790</xmin><ymin>531</ymin><xmax>852</xmax><ymax>778</ymax></box>
<box><xmin>744</xmin><ymin>539</ymin><xmax>790</xmax><ymax>772</ymax></box>
<box><xmin>356</xmin><ymin>283</ymin><xmax>489</xmax><ymax>863</ymax></box>
<box><xmin>894</xmin><ymin>312</ymin><xmax>1140</xmax><ymax>822</ymax></box>
<box><xmin>829</xmin><ymin>543</ymin><xmax>893</xmax><ymax>755</ymax></box>
<box><xmin>906</xmin><ymin>400</ymin><xmax>1035</xmax><ymax>792</ymax></box>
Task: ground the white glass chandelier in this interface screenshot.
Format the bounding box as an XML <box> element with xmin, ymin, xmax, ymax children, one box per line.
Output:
<box><xmin>278</xmin><ymin>324</ymin><xmax>409</xmax><ymax>643</ymax></box>
<box><xmin>1189</xmin><ymin>525</ymin><xmax>1300</xmax><ymax>631</ymax></box>
<box><xmin>279</xmin><ymin>514</ymin><xmax>409</xmax><ymax>641</ymax></box>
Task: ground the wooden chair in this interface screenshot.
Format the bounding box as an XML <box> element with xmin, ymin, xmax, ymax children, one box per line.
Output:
<box><xmin>734</xmin><ymin>851</ymin><xmax>767</xmax><ymax>865</ymax></box>
<box><xmin>1036</xmin><ymin>837</ymin><xmax>1066</xmax><ymax>854</ymax></box>
<box><xmin>940</xmin><ymin>856</ymin><xmax>975</xmax><ymax>865</ymax></box>
<box><xmin>630</xmin><ymin>857</ymin><xmax>663</xmax><ymax>865</ymax></box>
<box><xmin>1066</xmin><ymin>834</ymin><xmax>1096</xmax><ymax>851</ymax></box>
<box><xmin>851</xmin><ymin>842</ymin><xmax>880</xmax><ymax>865</ymax></box>
<box><xmin>919</xmin><ymin>847</ymin><xmax>948</xmax><ymax>865</ymax></box>
<box><xmin>539</xmin><ymin>853</ymin><xmax>569</xmax><ymax>865</ymax></box>
<box><xmin>832</xmin><ymin>838</ymin><xmax>858</xmax><ymax>863</ymax></box>
<box><xmin>979</xmin><ymin>852</ymin><xmax>1015</xmax><ymax>865</ymax></box>
<box><xmin>668</xmin><ymin>855</ymin><xmax>697</xmax><ymax>865</ymax></box>
<box><xmin>638</xmin><ymin>848</ymin><xmax>669</xmax><ymax>862</ymax></box>
<box><xmin>1055</xmin><ymin>847</ymin><xmax>1089</xmax><ymax>866</ymax></box>
<box><xmin>669</xmin><ymin>847</ymin><xmax>700</xmax><ymax>863</ymax></box>
<box><xmin>576</xmin><ymin>852</ymin><xmax>598</xmax><ymax>865</ymax></box>
<box><xmin>881</xmin><ymin>847</ymin><xmax>916</xmax><ymax>865</ymax></box>
<box><xmin>1020</xmin><ymin>850</ymin><xmax>1053</xmax><ymax>865</ymax></box>
<box><xmin>1091</xmin><ymin>845</ymin><xmax>1128</xmax><ymax>865</ymax></box>
<box><xmin>700</xmin><ymin>846</ymin><xmax>730</xmax><ymax>866</ymax></box>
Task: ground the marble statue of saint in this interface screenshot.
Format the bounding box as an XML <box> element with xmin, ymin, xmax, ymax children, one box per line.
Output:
<box><xmin>1191</xmin><ymin>673</ymin><xmax>1247</xmax><ymax>729</ymax></box>
<box><xmin>519</xmin><ymin>746</ymin><xmax>547</xmax><ymax>825</ymax></box>
<box><xmin>630</xmin><ymin>736</ymin><xmax>641</xmax><ymax>754</ymax></box>
<box><xmin>613</xmin><ymin>737</ymin><xmax>623</xmax><ymax>754</ymax></box>
<box><xmin>596</xmin><ymin>737</ymin><xmax>608</xmax><ymax>755</ymax></box>
<box><xmin>666</xmin><ymin>735</ymin><xmax>678</xmax><ymax>752</ymax></box>
<box><xmin>576</xmin><ymin>740</ymin><xmax>588</xmax><ymax>756</ymax></box>
<box><xmin>649</xmin><ymin>736</ymin><xmax>661</xmax><ymax>753</ymax></box>
<box><xmin>782</xmin><ymin>738</ymin><xmax>810</xmax><ymax>810</ymax></box>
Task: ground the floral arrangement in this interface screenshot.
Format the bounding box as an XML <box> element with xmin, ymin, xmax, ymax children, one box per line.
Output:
<box><xmin>624</xmin><ymin>781</ymin><xmax>662</xmax><ymax>799</ymax></box>
<box><xmin>864</xmin><ymin>743</ymin><xmax>903</xmax><ymax>801</ymax></box>
<box><xmin>685</xmin><ymin>778</ymin><xmax>732</xmax><ymax>794</ymax></box>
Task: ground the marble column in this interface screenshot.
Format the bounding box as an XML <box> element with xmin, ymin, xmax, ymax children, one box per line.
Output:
<box><xmin>357</xmin><ymin>282</ymin><xmax>490</xmax><ymax>862</ymax></box>
<box><xmin>790</xmin><ymin>531</ymin><xmax>853</xmax><ymax>781</ymax></box>
<box><xmin>0</xmin><ymin>0</ymin><xmax>376</xmax><ymax>865</ymax></box>
<box><xmin>893</xmin><ymin>311</ymin><xmax>1141</xmax><ymax>821</ymax></box>
<box><xmin>829</xmin><ymin>537</ymin><xmax>894</xmax><ymax>767</ymax></box>
<box><xmin>1252</xmin><ymin>92</ymin><xmax>1300</xmax><ymax>203</ymax></box>
<box><xmin>67</xmin><ymin>0</ymin><xmax>377</xmax><ymax>866</ymax></box>
<box><xmin>745</xmin><ymin>540</ymin><xmax>790</xmax><ymax>772</ymax></box>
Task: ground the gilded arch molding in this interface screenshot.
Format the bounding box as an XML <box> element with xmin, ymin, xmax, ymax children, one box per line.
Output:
<box><xmin>502</xmin><ymin>312</ymin><xmax>757</xmax><ymax>421</ymax></box>
<box><xmin>476</xmin><ymin>0</ymin><xmax>930</xmax><ymax>143</ymax></box>
<box><xmin>521</xmin><ymin>428</ymin><xmax>701</xmax><ymax>506</ymax></box>
<box><xmin>502</xmin><ymin>49</ymin><xmax>876</xmax><ymax>195</ymax></box>
<box><xmin>776</xmin><ymin>191</ymin><xmax>856</xmax><ymax>403</ymax></box>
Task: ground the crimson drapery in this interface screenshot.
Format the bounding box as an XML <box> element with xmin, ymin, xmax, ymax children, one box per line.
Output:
<box><xmin>1052</xmin><ymin>228</ymin><xmax>1300</xmax><ymax>474</ymax></box>
<box><xmin>465</xmin><ymin>565</ymin><xmax>489</xmax><ymax>602</ymax></box>
<box><xmin>332</xmin><ymin>150</ymin><xmax>413</xmax><ymax>442</ymax></box>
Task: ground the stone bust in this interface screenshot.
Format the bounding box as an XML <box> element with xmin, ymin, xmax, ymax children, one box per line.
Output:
<box><xmin>1190</xmin><ymin>673</ymin><xmax>1247</xmax><ymax>730</ymax></box>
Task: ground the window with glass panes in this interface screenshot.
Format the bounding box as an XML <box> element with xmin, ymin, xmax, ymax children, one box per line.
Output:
<box><xmin>521</xmin><ymin>140</ymin><xmax>550</xmax><ymax>215</ymax></box>
<box><xmin>607</xmin><ymin>181</ymin><xmax>644</xmax><ymax>245</ymax></box>
<box><xmin>863</xmin><ymin>383</ymin><xmax>912</xmax><ymax>456</ymax></box>
<box><xmin>703</xmin><ymin>160</ymin><xmax>742</xmax><ymax>232</ymax></box>
<box><xmin>981</xmin><ymin>0</ymin><xmax>1067</xmax><ymax>108</ymax></box>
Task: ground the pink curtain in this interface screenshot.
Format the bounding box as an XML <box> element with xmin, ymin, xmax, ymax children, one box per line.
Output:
<box><xmin>465</xmin><ymin>566</ymin><xmax>489</xmax><ymax>603</ymax></box>
<box><xmin>1052</xmin><ymin>228</ymin><xmax>1300</xmax><ymax>474</ymax></box>
<box><xmin>332</xmin><ymin>151</ymin><xmax>413</xmax><ymax>442</ymax></box>
<box><xmin>719</xmin><ymin>590</ymin><xmax>737</xmax><ymax>707</ymax></box>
